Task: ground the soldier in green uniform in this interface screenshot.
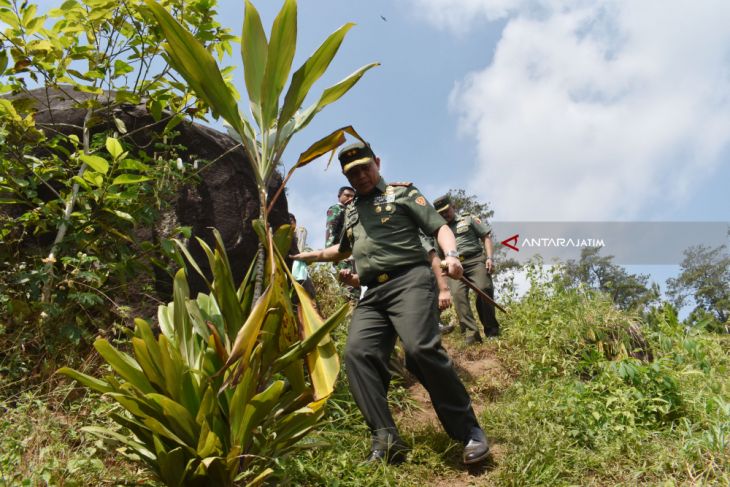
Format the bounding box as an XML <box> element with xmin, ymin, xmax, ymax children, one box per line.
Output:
<box><xmin>433</xmin><ymin>195</ymin><xmax>500</xmax><ymax>343</ymax></box>
<box><xmin>293</xmin><ymin>141</ymin><xmax>489</xmax><ymax>465</ymax></box>
<box><xmin>419</xmin><ymin>232</ymin><xmax>456</xmax><ymax>334</ymax></box>
<box><xmin>326</xmin><ymin>186</ymin><xmax>359</xmax><ymax>300</ymax></box>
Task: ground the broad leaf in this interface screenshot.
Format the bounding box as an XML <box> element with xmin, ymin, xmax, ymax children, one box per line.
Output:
<box><xmin>241</xmin><ymin>0</ymin><xmax>268</xmax><ymax>109</ymax></box>
<box><xmin>220</xmin><ymin>285</ymin><xmax>272</xmax><ymax>378</ymax></box>
<box><xmin>277</xmin><ymin>22</ymin><xmax>354</xmax><ymax>131</ymax></box>
<box><xmin>294</xmin><ymin>125</ymin><xmax>364</xmax><ymax>169</ymax></box>
<box><xmin>145</xmin><ymin>1</ymin><xmax>249</xmax><ymax>141</ymax></box>
<box><xmin>174</xmin><ymin>238</ymin><xmax>211</xmax><ymax>290</ymax></box>
<box><xmin>81</xmin><ymin>426</ymin><xmax>156</xmax><ymax>462</ymax></box>
<box><xmin>294</xmin><ymin>63</ymin><xmax>379</xmax><ymax>134</ymax></box>
<box><xmin>105</xmin><ymin>136</ymin><xmax>124</xmax><ymax>159</ymax></box>
<box><xmin>259</xmin><ymin>0</ymin><xmax>296</xmax><ymax>129</ymax></box>
<box><xmin>79</xmin><ymin>154</ymin><xmax>109</xmax><ymax>174</ymax></box>
<box><xmin>146</xmin><ymin>393</ymin><xmax>199</xmax><ymax>446</ymax></box>
<box><xmin>94</xmin><ymin>339</ymin><xmax>155</xmax><ymax>394</ymax></box>
<box><xmin>237</xmin><ymin>380</ymin><xmax>286</xmax><ymax>450</ymax></box>
<box><xmin>112</xmin><ymin>174</ymin><xmax>152</xmax><ymax>185</ymax></box>
<box><xmin>57</xmin><ymin>367</ymin><xmax>113</xmax><ymax>394</ymax></box>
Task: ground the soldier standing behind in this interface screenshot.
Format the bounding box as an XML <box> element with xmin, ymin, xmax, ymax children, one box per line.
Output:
<box><xmin>433</xmin><ymin>195</ymin><xmax>500</xmax><ymax>344</ymax></box>
<box><xmin>293</xmin><ymin>140</ymin><xmax>489</xmax><ymax>466</ymax></box>
<box><xmin>325</xmin><ymin>186</ymin><xmax>355</xmax><ymax>246</ymax></box>
<box><xmin>326</xmin><ymin>186</ymin><xmax>359</xmax><ymax>300</ymax></box>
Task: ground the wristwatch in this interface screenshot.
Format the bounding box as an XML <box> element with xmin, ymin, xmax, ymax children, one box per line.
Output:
<box><xmin>445</xmin><ymin>250</ymin><xmax>460</xmax><ymax>258</ymax></box>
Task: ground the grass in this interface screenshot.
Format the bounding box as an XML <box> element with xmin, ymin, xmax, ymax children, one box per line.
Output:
<box><xmin>1</xmin><ymin>263</ymin><xmax>728</xmax><ymax>485</ymax></box>
<box><xmin>0</xmin><ymin>380</ymin><xmax>156</xmax><ymax>486</ymax></box>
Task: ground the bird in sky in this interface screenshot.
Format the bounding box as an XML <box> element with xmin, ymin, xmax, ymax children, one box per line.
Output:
<box><xmin>380</xmin><ymin>15</ymin><xmax>387</xmax><ymax>22</ymax></box>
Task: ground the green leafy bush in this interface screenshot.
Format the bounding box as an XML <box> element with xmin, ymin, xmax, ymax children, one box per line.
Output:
<box><xmin>60</xmin><ymin>229</ymin><xmax>349</xmax><ymax>485</ymax></box>
<box><xmin>485</xmin><ymin>262</ymin><xmax>730</xmax><ymax>485</ymax></box>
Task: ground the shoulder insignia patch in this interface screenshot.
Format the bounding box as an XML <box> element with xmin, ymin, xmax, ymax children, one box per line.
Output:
<box><xmin>415</xmin><ymin>196</ymin><xmax>427</xmax><ymax>206</ymax></box>
<box><xmin>388</xmin><ymin>181</ymin><xmax>412</xmax><ymax>187</ymax></box>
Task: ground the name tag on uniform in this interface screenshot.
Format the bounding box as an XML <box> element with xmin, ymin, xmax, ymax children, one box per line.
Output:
<box><xmin>385</xmin><ymin>186</ymin><xmax>396</xmax><ymax>203</ymax></box>
<box><xmin>373</xmin><ymin>195</ymin><xmax>387</xmax><ymax>205</ymax></box>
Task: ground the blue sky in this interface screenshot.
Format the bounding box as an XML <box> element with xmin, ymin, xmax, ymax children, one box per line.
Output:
<box><xmin>215</xmin><ymin>1</ymin><xmax>730</xmax><ymax>294</ymax></box>
<box><xmin>10</xmin><ymin>1</ymin><xmax>727</xmax><ymax>310</ymax></box>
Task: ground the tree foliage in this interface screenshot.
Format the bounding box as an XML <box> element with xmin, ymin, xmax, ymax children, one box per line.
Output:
<box><xmin>444</xmin><ymin>188</ymin><xmax>494</xmax><ymax>220</ymax></box>
<box><xmin>667</xmin><ymin>244</ymin><xmax>730</xmax><ymax>328</ymax></box>
<box><xmin>558</xmin><ymin>247</ymin><xmax>660</xmax><ymax>311</ymax></box>
<box><xmin>0</xmin><ymin>0</ymin><xmax>230</xmax><ymax>384</ymax></box>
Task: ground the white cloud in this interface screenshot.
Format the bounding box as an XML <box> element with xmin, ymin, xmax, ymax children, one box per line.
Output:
<box><xmin>410</xmin><ymin>0</ymin><xmax>730</xmax><ymax>219</ymax></box>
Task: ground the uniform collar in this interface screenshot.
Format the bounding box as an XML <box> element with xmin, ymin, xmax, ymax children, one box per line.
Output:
<box><xmin>355</xmin><ymin>177</ymin><xmax>387</xmax><ymax>201</ymax></box>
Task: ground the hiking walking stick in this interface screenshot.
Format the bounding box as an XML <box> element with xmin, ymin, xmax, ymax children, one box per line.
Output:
<box><xmin>441</xmin><ymin>262</ymin><xmax>508</xmax><ymax>314</ymax></box>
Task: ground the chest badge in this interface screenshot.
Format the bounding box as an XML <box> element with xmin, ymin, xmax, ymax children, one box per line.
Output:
<box><xmin>375</xmin><ymin>206</ymin><xmax>382</xmax><ymax>213</ymax></box>
<box><xmin>385</xmin><ymin>186</ymin><xmax>396</xmax><ymax>203</ymax></box>
<box><xmin>415</xmin><ymin>196</ymin><xmax>426</xmax><ymax>206</ymax></box>
<box><xmin>381</xmin><ymin>217</ymin><xmax>390</xmax><ymax>224</ymax></box>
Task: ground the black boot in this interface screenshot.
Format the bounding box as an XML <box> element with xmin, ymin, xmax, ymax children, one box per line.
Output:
<box><xmin>463</xmin><ymin>427</ymin><xmax>490</xmax><ymax>464</ymax></box>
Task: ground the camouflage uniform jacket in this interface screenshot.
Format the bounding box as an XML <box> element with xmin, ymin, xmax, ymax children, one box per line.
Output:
<box><xmin>325</xmin><ymin>203</ymin><xmax>346</xmax><ymax>247</ymax></box>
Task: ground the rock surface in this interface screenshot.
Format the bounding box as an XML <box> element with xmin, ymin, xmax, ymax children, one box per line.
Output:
<box><xmin>12</xmin><ymin>86</ymin><xmax>290</xmax><ymax>296</ymax></box>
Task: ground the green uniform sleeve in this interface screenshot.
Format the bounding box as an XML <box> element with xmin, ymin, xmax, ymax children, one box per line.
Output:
<box><xmin>400</xmin><ymin>185</ymin><xmax>446</xmax><ymax>236</ymax></box>
<box><xmin>418</xmin><ymin>231</ymin><xmax>437</xmax><ymax>255</ymax></box>
<box><xmin>470</xmin><ymin>215</ymin><xmax>492</xmax><ymax>239</ymax></box>
<box><xmin>337</xmin><ymin>208</ymin><xmax>354</xmax><ymax>253</ymax></box>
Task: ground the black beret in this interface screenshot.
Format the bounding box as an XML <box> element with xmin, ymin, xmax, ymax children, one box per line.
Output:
<box><xmin>433</xmin><ymin>195</ymin><xmax>451</xmax><ymax>212</ymax></box>
<box><xmin>338</xmin><ymin>141</ymin><xmax>375</xmax><ymax>173</ymax></box>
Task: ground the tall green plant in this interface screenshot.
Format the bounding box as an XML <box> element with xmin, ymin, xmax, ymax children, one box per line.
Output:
<box><xmin>144</xmin><ymin>0</ymin><xmax>378</xmax><ymax>221</ymax></box>
<box><xmin>61</xmin><ymin>230</ymin><xmax>350</xmax><ymax>485</ymax></box>
<box><xmin>61</xmin><ymin>0</ymin><xmax>376</xmax><ymax>484</ymax></box>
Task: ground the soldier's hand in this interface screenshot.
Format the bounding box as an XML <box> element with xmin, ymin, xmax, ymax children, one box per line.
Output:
<box><xmin>485</xmin><ymin>257</ymin><xmax>494</xmax><ymax>273</ymax></box>
<box><xmin>443</xmin><ymin>256</ymin><xmax>463</xmax><ymax>280</ymax></box>
<box><xmin>290</xmin><ymin>252</ymin><xmax>312</xmax><ymax>263</ymax></box>
<box><xmin>438</xmin><ymin>289</ymin><xmax>452</xmax><ymax>310</ymax></box>
<box><xmin>338</xmin><ymin>269</ymin><xmax>360</xmax><ymax>287</ymax></box>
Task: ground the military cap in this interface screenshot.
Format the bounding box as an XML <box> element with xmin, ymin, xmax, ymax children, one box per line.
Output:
<box><xmin>338</xmin><ymin>140</ymin><xmax>375</xmax><ymax>173</ymax></box>
<box><xmin>433</xmin><ymin>194</ymin><xmax>451</xmax><ymax>213</ymax></box>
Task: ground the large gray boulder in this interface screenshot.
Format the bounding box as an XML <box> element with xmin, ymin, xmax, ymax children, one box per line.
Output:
<box><xmin>10</xmin><ymin>87</ymin><xmax>290</xmax><ymax>296</ymax></box>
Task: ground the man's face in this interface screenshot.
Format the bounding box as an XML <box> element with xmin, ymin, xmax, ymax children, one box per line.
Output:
<box><xmin>339</xmin><ymin>189</ymin><xmax>355</xmax><ymax>205</ymax></box>
<box><xmin>439</xmin><ymin>206</ymin><xmax>455</xmax><ymax>223</ymax></box>
<box><xmin>344</xmin><ymin>158</ymin><xmax>380</xmax><ymax>195</ymax></box>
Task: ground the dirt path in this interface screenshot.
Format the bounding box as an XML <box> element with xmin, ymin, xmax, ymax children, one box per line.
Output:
<box><xmin>395</xmin><ymin>338</ymin><xmax>513</xmax><ymax>486</ymax></box>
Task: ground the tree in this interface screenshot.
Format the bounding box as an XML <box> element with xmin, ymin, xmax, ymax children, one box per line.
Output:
<box><xmin>667</xmin><ymin>244</ymin><xmax>730</xmax><ymax>327</ymax></box>
<box><xmin>0</xmin><ymin>0</ymin><xmax>233</xmax><ymax>375</ymax></box>
<box><xmin>559</xmin><ymin>247</ymin><xmax>660</xmax><ymax>311</ymax></box>
<box><xmin>445</xmin><ymin>188</ymin><xmax>494</xmax><ymax>220</ymax></box>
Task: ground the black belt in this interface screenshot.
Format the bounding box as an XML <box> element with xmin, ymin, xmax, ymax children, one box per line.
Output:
<box><xmin>362</xmin><ymin>264</ymin><xmax>424</xmax><ymax>288</ymax></box>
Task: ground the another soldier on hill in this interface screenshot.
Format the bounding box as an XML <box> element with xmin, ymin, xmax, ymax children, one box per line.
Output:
<box><xmin>433</xmin><ymin>195</ymin><xmax>499</xmax><ymax>344</ymax></box>
<box><xmin>325</xmin><ymin>186</ymin><xmax>355</xmax><ymax>246</ymax></box>
<box><xmin>293</xmin><ymin>140</ymin><xmax>489</xmax><ymax>466</ymax></box>
<box><xmin>325</xmin><ymin>186</ymin><xmax>359</xmax><ymax>300</ymax></box>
